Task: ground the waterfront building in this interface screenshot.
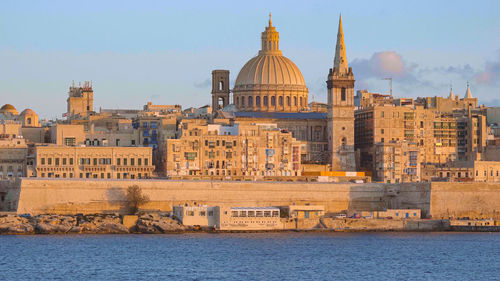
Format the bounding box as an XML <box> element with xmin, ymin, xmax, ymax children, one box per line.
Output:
<box><xmin>217</xmin><ymin>206</ymin><xmax>282</xmax><ymax>231</ymax></box>
<box><xmin>173</xmin><ymin>205</ymin><xmax>217</xmax><ymax>227</ymax></box>
<box><xmin>286</xmin><ymin>205</ymin><xmax>325</xmax><ymax>219</ymax></box>
<box><xmin>33</xmin><ymin>145</ymin><xmax>154</xmax><ymax>179</ymax></box>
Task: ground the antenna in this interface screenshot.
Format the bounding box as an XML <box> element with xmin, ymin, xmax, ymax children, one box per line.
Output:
<box><xmin>382</xmin><ymin>78</ymin><xmax>392</xmax><ymax>96</ymax></box>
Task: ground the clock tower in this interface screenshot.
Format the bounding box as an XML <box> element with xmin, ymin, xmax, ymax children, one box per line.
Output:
<box><xmin>327</xmin><ymin>15</ymin><xmax>356</xmax><ymax>171</ymax></box>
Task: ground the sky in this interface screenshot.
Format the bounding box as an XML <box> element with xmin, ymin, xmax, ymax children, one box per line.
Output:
<box><xmin>1</xmin><ymin>0</ymin><xmax>499</xmax><ymax>119</ymax></box>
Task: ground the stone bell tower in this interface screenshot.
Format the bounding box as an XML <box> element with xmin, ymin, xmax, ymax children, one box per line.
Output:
<box><xmin>211</xmin><ymin>70</ymin><xmax>230</xmax><ymax>113</ymax></box>
<box><xmin>327</xmin><ymin>15</ymin><xmax>356</xmax><ymax>171</ymax></box>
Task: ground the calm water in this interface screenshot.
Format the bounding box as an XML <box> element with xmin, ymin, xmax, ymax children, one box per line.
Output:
<box><xmin>0</xmin><ymin>232</ymin><xmax>499</xmax><ymax>281</ymax></box>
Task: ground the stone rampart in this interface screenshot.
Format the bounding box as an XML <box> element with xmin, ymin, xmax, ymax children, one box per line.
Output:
<box><xmin>15</xmin><ymin>179</ymin><xmax>430</xmax><ymax>215</ymax></box>
<box><xmin>430</xmin><ymin>182</ymin><xmax>500</xmax><ymax>219</ymax></box>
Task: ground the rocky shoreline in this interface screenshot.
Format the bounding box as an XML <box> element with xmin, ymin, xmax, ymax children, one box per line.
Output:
<box><xmin>0</xmin><ymin>213</ymin><xmax>189</xmax><ymax>235</ymax></box>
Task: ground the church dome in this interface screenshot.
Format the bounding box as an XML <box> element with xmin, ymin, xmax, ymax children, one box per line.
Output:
<box><xmin>0</xmin><ymin>104</ymin><xmax>19</xmax><ymax>115</ymax></box>
<box><xmin>233</xmin><ymin>14</ymin><xmax>308</xmax><ymax>112</ymax></box>
<box><xmin>235</xmin><ymin>54</ymin><xmax>306</xmax><ymax>89</ymax></box>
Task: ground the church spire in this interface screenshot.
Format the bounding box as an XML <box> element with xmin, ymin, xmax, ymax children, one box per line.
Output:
<box><xmin>334</xmin><ymin>14</ymin><xmax>348</xmax><ymax>76</ymax></box>
<box><xmin>269</xmin><ymin>12</ymin><xmax>272</xmax><ymax>27</ymax></box>
<box><xmin>465</xmin><ymin>81</ymin><xmax>473</xmax><ymax>99</ymax></box>
<box><xmin>449</xmin><ymin>85</ymin><xmax>454</xmax><ymax>99</ymax></box>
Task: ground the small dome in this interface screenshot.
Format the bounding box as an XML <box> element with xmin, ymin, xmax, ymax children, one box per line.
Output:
<box><xmin>20</xmin><ymin>108</ymin><xmax>37</xmax><ymax>116</ymax></box>
<box><xmin>0</xmin><ymin>104</ymin><xmax>18</xmax><ymax>115</ymax></box>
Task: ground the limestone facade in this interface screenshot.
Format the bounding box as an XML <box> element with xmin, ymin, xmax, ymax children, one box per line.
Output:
<box><xmin>66</xmin><ymin>81</ymin><xmax>94</xmax><ymax>120</ymax></box>
<box><xmin>34</xmin><ymin>145</ymin><xmax>154</xmax><ymax>179</ymax></box>
<box><xmin>164</xmin><ymin>120</ymin><xmax>302</xmax><ymax>178</ymax></box>
<box><xmin>0</xmin><ymin>134</ymin><xmax>28</xmax><ymax>179</ymax></box>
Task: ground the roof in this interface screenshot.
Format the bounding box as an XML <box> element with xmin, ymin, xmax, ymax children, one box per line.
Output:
<box><xmin>232</xmin><ymin>111</ymin><xmax>327</xmax><ymax>120</ymax></box>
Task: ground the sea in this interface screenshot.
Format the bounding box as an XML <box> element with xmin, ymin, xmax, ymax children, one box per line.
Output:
<box><xmin>0</xmin><ymin>232</ymin><xmax>498</xmax><ymax>281</ymax></box>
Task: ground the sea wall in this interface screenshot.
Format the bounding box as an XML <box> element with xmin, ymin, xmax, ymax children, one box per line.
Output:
<box><xmin>15</xmin><ymin>179</ymin><xmax>429</xmax><ymax>215</ymax></box>
<box><xmin>14</xmin><ymin>179</ymin><xmax>500</xmax><ymax>218</ymax></box>
<box><xmin>430</xmin><ymin>182</ymin><xmax>500</xmax><ymax>219</ymax></box>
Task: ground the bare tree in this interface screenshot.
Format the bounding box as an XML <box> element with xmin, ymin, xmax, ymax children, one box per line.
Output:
<box><xmin>126</xmin><ymin>185</ymin><xmax>150</xmax><ymax>214</ymax></box>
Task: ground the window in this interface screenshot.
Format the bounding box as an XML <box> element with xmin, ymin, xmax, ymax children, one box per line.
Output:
<box><xmin>248</xmin><ymin>96</ymin><xmax>253</xmax><ymax>106</ymax></box>
<box><xmin>256</xmin><ymin>96</ymin><xmax>261</xmax><ymax>106</ymax></box>
<box><xmin>123</xmin><ymin>158</ymin><xmax>128</xmax><ymax>166</ymax></box>
<box><xmin>279</xmin><ymin>96</ymin><xmax>283</xmax><ymax>106</ymax></box>
<box><xmin>286</xmin><ymin>96</ymin><xmax>290</xmax><ymax>106</ymax></box>
<box><xmin>381</xmin><ymin>129</ymin><xmax>384</xmax><ymax>134</ymax></box>
<box><xmin>381</xmin><ymin>111</ymin><xmax>385</xmax><ymax>118</ymax></box>
<box><xmin>145</xmin><ymin>158</ymin><xmax>149</xmax><ymax>165</ymax></box>
<box><xmin>41</xmin><ymin>158</ymin><xmax>45</xmax><ymax>165</ymax></box>
<box><xmin>138</xmin><ymin>158</ymin><xmax>142</xmax><ymax>166</ymax></box>
<box><xmin>63</xmin><ymin>158</ymin><xmax>67</xmax><ymax>165</ymax></box>
<box><xmin>241</xmin><ymin>96</ymin><xmax>245</xmax><ymax>107</ymax></box>
<box><xmin>117</xmin><ymin>158</ymin><xmax>121</xmax><ymax>166</ymax></box>
<box><xmin>55</xmin><ymin>158</ymin><xmax>60</xmax><ymax>166</ymax></box>
<box><xmin>294</xmin><ymin>97</ymin><xmax>297</xmax><ymax>106</ymax></box>
<box><xmin>300</xmin><ymin>97</ymin><xmax>303</xmax><ymax>107</ymax></box>
<box><xmin>271</xmin><ymin>96</ymin><xmax>276</xmax><ymax>106</ymax></box>
<box><xmin>264</xmin><ymin>96</ymin><xmax>268</xmax><ymax>106</ymax></box>
<box><xmin>131</xmin><ymin>158</ymin><xmax>135</xmax><ymax>166</ymax></box>
<box><xmin>64</xmin><ymin>137</ymin><xmax>76</xmax><ymax>146</ymax></box>
<box><xmin>199</xmin><ymin>211</ymin><xmax>206</xmax><ymax>216</ymax></box>
<box><xmin>341</xmin><ymin>87</ymin><xmax>346</xmax><ymax>101</ymax></box>
<box><xmin>93</xmin><ymin>158</ymin><xmax>97</xmax><ymax>166</ymax></box>
<box><xmin>186</xmin><ymin>211</ymin><xmax>194</xmax><ymax>216</ymax></box>
<box><xmin>70</xmin><ymin>158</ymin><xmax>73</xmax><ymax>165</ymax></box>
<box><xmin>231</xmin><ymin>211</ymin><xmax>238</xmax><ymax>217</ymax></box>
<box><xmin>116</xmin><ymin>139</ymin><xmax>120</xmax><ymax>146</ymax></box>
<box><xmin>48</xmin><ymin>158</ymin><xmax>52</xmax><ymax>165</ymax></box>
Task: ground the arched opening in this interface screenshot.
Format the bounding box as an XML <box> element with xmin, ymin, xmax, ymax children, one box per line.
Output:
<box><xmin>241</xmin><ymin>96</ymin><xmax>246</xmax><ymax>107</ymax></box>
<box><xmin>271</xmin><ymin>96</ymin><xmax>276</xmax><ymax>106</ymax></box>
<box><xmin>286</xmin><ymin>96</ymin><xmax>290</xmax><ymax>106</ymax></box>
<box><xmin>248</xmin><ymin>96</ymin><xmax>253</xmax><ymax>106</ymax></box>
<box><xmin>218</xmin><ymin>97</ymin><xmax>224</xmax><ymax>109</ymax></box>
<box><xmin>264</xmin><ymin>96</ymin><xmax>268</xmax><ymax>106</ymax></box>
<box><xmin>341</xmin><ymin>137</ymin><xmax>347</xmax><ymax>149</ymax></box>
<box><xmin>341</xmin><ymin>87</ymin><xmax>346</xmax><ymax>101</ymax></box>
<box><xmin>300</xmin><ymin>97</ymin><xmax>303</xmax><ymax>107</ymax></box>
<box><xmin>256</xmin><ymin>96</ymin><xmax>261</xmax><ymax>106</ymax></box>
<box><xmin>294</xmin><ymin>97</ymin><xmax>297</xmax><ymax>106</ymax></box>
<box><xmin>279</xmin><ymin>96</ymin><xmax>283</xmax><ymax>106</ymax></box>
<box><xmin>27</xmin><ymin>118</ymin><xmax>32</xmax><ymax>125</ymax></box>
<box><xmin>219</xmin><ymin>81</ymin><xmax>224</xmax><ymax>91</ymax></box>
<box><xmin>236</xmin><ymin>97</ymin><xmax>239</xmax><ymax>107</ymax></box>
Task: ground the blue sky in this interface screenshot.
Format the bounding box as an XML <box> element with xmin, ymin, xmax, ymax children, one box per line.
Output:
<box><xmin>1</xmin><ymin>0</ymin><xmax>499</xmax><ymax>118</ymax></box>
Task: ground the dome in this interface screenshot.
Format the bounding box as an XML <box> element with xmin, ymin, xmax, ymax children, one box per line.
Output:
<box><xmin>232</xmin><ymin>14</ymin><xmax>308</xmax><ymax>113</ymax></box>
<box><xmin>234</xmin><ymin>55</ymin><xmax>306</xmax><ymax>89</ymax></box>
<box><xmin>0</xmin><ymin>104</ymin><xmax>18</xmax><ymax>115</ymax></box>
<box><xmin>20</xmin><ymin>108</ymin><xmax>37</xmax><ymax>116</ymax></box>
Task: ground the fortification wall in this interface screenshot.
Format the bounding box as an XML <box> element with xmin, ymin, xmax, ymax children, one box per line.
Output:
<box><xmin>17</xmin><ymin>179</ymin><xmax>355</xmax><ymax>215</ymax></box>
<box><xmin>15</xmin><ymin>179</ymin><xmax>432</xmax><ymax>215</ymax></box>
<box><xmin>430</xmin><ymin>182</ymin><xmax>500</xmax><ymax>219</ymax></box>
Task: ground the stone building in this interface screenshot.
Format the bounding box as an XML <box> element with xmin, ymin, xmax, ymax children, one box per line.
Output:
<box><xmin>215</xmin><ymin>15</ymin><xmax>356</xmax><ymax>170</ymax></box>
<box><xmin>34</xmin><ymin>145</ymin><xmax>154</xmax><ymax>179</ymax></box>
<box><xmin>66</xmin><ymin>81</ymin><xmax>94</xmax><ymax>120</ymax></box>
<box><xmin>164</xmin><ymin>120</ymin><xmax>301</xmax><ymax>178</ymax></box>
<box><xmin>0</xmin><ymin>133</ymin><xmax>29</xmax><ymax>179</ymax></box>
<box><xmin>373</xmin><ymin>140</ymin><xmax>421</xmax><ymax>183</ymax></box>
